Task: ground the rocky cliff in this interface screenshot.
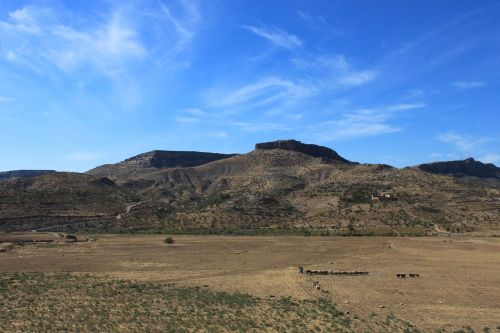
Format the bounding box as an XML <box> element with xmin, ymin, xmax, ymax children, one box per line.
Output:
<box><xmin>255</xmin><ymin>139</ymin><xmax>353</xmax><ymax>164</ymax></box>
<box><xmin>418</xmin><ymin>158</ymin><xmax>500</xmax><ymax>179</ymax></box>
<box><xmin>87</xmin><ymin>150</ymin><xmax>238</xmax><ymax>180</ymax></box>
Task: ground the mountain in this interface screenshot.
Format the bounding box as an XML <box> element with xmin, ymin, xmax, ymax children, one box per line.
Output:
<box><xmin>1</xmin><ymin>140</ymin><xmax>499</xmax><ymax>234</ymax></box>
<box><xmin>0</xmin><ymin>170</ymin><xmax>56</xmax><ymax>181</ymax></box>
<box><xmin>86</xmin><ymin>150</ymin><xmax>237</xmax><ymax>180</ymax></box>
<box><xmin>255</xmin><ymin>139</ymin><xmax>355</xmax><ymax>164</ymax></box>
<box><xmin>418</xmin><ymin>158</ymin><xmax>500</xmax><ymax>179</ymax></box>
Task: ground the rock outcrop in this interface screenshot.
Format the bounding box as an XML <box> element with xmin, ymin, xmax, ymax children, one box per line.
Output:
<box><xmin>418</xmin><ymin>158</ymin><xmax>500</xmax><ymax>179</ymax></box>
<box><xmin>87</xmin><ymin>150</ymin><xmax>238</xmax><ymax>180</ymax></box>
<box><xmin>124</xmin><ymin>150</ymin><xmax>238</xmax><ymax>169</ymax></box>
<box><xmin>255</xmin><ymin>139</ymin><xmax>353</xmax><ymax>164</ymax></box>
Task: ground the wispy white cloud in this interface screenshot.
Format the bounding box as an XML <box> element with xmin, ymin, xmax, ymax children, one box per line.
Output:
<box><xmin>183</xmin><ymin>108</ymin><xmax>206</xmax><ymax>117</ymax></box>
<box><xmin>292</xmin><ymin>54</ymin><xmax>378</xmax><ymax>88</ymax></box>
<box><xmin>313</xmin><ymin>110</ymin><xmax>399</xmax><ymax>141</ymax></box>
<box><xmin>174</xmin><ymin>104</ymin><xmax>291</xmax><ymax>134</ymax></box>
<box><xmin>0</xmin><ymin>2</ymin><xmax>202</xmax><ymax>111</ymax></box>
<box><xmin>207</xmin><ymin>77</ymin><xmax>314</xmax><ymax>109</ymax></box>
<box><xmin>243</xmin><ymin>25</ymin><xmax>302</xmax><ymax>49</ymax></box>
<box><xmin>158</xmin><ymin>0</ymin><xmax>201</xmax><ymax>52</ymax></box>
<box><xmin>438</xmin><ymin>131</ymin><xmax>490</xmax><ymax>152</ymax></box>
<box><xmin>0</xmin><ymin>1</ymin><xmax>203</xmax><ymax>75</ymax></box>
<box><xmin>386</xmin><ymin>103</ymin><xmax>426</xmax><ymax>111</ymax></box>
<box><xmin>175</xmin><ymin>107</ymin><xmax>207</xmax><ymax>123</ymax></box>
<box><xmin>0</xmin><ymin>5</ymin><xmax>146</xmax><ymax>75</ymax></box>
<box><xmin>297</xmin><ymin>11</ymin><xmax>338</xmax><ymax>32</ymax></box>
<box><xmin>453</xmin><ymin>81</ymin><xmax>486</xmax><ymax>89</ymax></box>
<box><xmin>310</xmin><ymin>103</ymin><xmax>425</xmax><ymax>142</ymax></box>
<box><xmin>337</xmin><ymin>70</ymin><xmax>378</xmax><ymax>87</ymax></box>
<box><xmin>203</xmin><ymin>54</ymin><xmax>378</xmax><ymax>119</ymax></box>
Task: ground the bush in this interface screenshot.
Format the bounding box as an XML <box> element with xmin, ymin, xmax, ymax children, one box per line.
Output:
<box><xmin>164</xmin><ymin>237</ymin><xmax>175</xmax><ymax>245</ymax></box>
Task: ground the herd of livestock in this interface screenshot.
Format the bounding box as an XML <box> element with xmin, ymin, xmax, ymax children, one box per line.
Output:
<box><xmin>298</xmin><ymin>266</ymin><xmax>421</xmax><ymax>279</ymax></box>
<box><xmin>299</xmin><ymin>267</ymin><xmax>369</xmax><ymax>276</ymax></box>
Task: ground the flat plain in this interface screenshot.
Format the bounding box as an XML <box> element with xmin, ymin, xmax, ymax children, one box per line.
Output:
<box><xmin>1</xmin><ymin>233</ymin><xmax>499</xmax><ymax>332</ymax></box>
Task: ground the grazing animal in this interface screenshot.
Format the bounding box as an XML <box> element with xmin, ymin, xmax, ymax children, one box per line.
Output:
<box><xmin>396</xmin><ymin>273</ymin><xmax>407</xmax><ymax>279</ymax></box>
<box><xmin>298</xmin><ymin>266</ymin><xmax>304</xmax><ymax>274</ymax></box>
<box><xmin>65</xmin><ymin>235</ymin><xmax>77</xmax><ymax>242</ymax></box>
<box><xmin>409</xmin><ymin>273</ymin><xmax>420</xmax><ymax>278</ymax></box>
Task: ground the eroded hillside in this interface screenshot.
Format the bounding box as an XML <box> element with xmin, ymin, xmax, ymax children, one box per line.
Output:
<box><xmin>1</xmin><ymin>140</ymin><xmax>499</xmax><ymax>234</ymax></box>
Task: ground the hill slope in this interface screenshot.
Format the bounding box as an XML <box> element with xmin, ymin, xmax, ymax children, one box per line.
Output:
<box><xmin>0</xmin><ymin>170</ymin><xmax>56</xmax><ymax>181</ymax></box>
<box><xmin>87</xmin><ymin>150</ymin><xmax>237</xmax><ymax>180</ymax></box>
<box><xmin>1</xmin><ymin>140</ymin><xmax>499</xmax><ymax>234</ymax></box>
<box><xmin>114</xmin><ymin>144</ymin><xmax>500</xmax><ymax>235</ymax></box>
<box><xmin>418</xmin><ymin>158</ymin><xmax>500</xmax><ymax>179</ymax></box>
<box><xmin>0</xmin><ymin>173</ymin><xmax>137</xmax><ymax>231</ymax></box>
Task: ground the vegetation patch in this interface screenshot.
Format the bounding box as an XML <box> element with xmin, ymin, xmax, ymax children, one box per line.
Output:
<box><xmin>0</xmin><ymin>272</ymin><xmax>361</xmax><ymax>332</ymax></box>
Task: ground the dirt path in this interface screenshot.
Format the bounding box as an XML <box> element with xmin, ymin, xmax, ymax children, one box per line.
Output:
<box><xmin>116</xmin><ymin>200</ymin><xmax>150</xmax><ymax>220</ymax></box>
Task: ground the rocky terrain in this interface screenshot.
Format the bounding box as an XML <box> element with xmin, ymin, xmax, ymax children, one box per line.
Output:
<box><xmin>418</xmin><ymin>158</ymin><xmax>500</xmax><ymax>179</ymax></box>
<box><xmin>87</xmin><ymin>150</ymin><xmax>237</xmax><ymax>180</ymax></box>
<box><xmin>1</xmin><ymin>140</ymin><xmax>499</xmax><ymax>234</ymax></box>
<box><xmin>255</xmin><ymin>139</ymin><xmax>354</xmax><ymax>163</ymax></box>
<box><xmin>0</xmin><ymin>173</ymin><xmax>136</xmax><ymax>231</ymax></box>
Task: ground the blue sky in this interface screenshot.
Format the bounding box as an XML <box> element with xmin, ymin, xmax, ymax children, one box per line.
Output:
<box><xmin>1</xmin><ymin>0</ymin><xmax>499</xmax><ymax>172</ymax></box>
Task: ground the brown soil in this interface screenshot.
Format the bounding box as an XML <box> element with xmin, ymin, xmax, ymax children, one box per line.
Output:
<box><xmin>1</xmin><ymin>234</ymin><xmax>499</xmax><ymax>332</ymax></box>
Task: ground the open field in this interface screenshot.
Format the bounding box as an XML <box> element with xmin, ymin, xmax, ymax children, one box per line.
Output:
<box><xmin>1</xmin><ymin>233</ymin><xmax>499</xmax><ymax>332</ymax></box>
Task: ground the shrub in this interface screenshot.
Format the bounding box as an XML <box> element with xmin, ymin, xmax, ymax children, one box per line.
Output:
<box><xmin>164</xmin><ymin>237</ymin><xmax>175</xmax><ymax>245</ymax></box>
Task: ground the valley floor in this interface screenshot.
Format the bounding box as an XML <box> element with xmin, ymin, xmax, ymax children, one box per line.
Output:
<box><xmin>1</xmin><ymin>233</ymin><xmax>499</xmax><ymax>332</ymax></box>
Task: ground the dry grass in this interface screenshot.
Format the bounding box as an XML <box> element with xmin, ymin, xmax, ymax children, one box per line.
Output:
<box><xmin>0</xmin><ymin>272</ymin><xmax>377</xmax><ymax>332</ymax></box>
<box><xmin>1</xmin><ymin>234</ymin><xmax>499</xmax><ymax>332</ymax></box>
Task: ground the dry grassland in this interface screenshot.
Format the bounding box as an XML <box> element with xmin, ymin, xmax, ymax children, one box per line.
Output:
<box><xmin>1</xmin><ymin>233</ymin><xmax>499</xmax><ymax>332</ymax></box>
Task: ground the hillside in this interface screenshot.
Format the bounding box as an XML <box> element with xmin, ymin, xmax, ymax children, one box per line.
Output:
<box><xmin>1</xmin><ymin>140</ymin><xmax>499</xmax><ymax>234</ymax></box>
<box><xmin>87</xmin><ymin>150</ymin><xmax>237</xmax><ymax>180</ymax></box>
<box><xmin>115</xmin><ymin>148</ymin><xmax>500</xmax><ymax>234</ymax></box>
<box><xmin>0</xmin><ymin>173</ymin><xmax>137</xmax><ymax>231</ymax></box>
<box><xmin>0</xmin><ymin>170</ymin><xmax>56</xmax><ymax>181</ymax></box>
<box><xmin>418</xmin><ymin>158</ymin><xmax>500</xmax><ymax>179</ymax></box>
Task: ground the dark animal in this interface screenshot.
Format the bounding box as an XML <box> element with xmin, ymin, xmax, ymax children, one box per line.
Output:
<box><xmin>409</xmin><ymin>273</ymin><xmax>420</xmax><ymax>278</ymax></box>
<box><xmin>298</xmin><ymin>266</ymin><xmax>304</xmax><ymax>274</ymax></box>
<box><xmin>65</xmin><ymin>235</ymin><xmax>77</xmax><ymax>242</ymax></box>
<box><xmin>396</xmin><ymin>273</ymin><xmax>406</xmax><ymax>279</ymax></box>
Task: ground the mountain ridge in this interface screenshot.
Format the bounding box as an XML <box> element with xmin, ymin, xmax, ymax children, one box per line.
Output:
<box><xmin>417</xmin><ymin>158</ymin><xmax>500</xmax><ymax>179</ymax></box>
<box><xmin>0</xmin><ymin>170</ymin><xmax>56</xmax><ymax>181</ymax></box>
<box><xmin>1</xmin><ymin>140</ymin><xmax>499</xmax><ymax>234</ymax></box>
<box><xmin>87</xmin><ymin>150</ymin><xmax>238</xmax><ymax>180</ymax></box>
